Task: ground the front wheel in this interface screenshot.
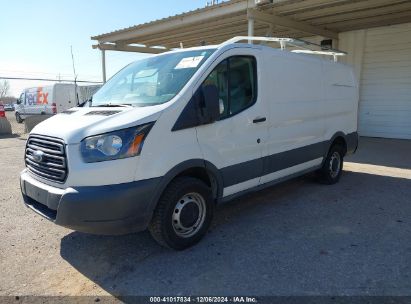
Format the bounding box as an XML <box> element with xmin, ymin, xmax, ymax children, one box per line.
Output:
<box><xmin>15</xmin><ymin>112</ymin><xmax>23</xmax><ymax>123</ymax></box>
<box><xmin>317</xmin><ymin>144</ymin><xmax>344</xmax><ymax>185</ymax></box>
<box><xmin>149</xmin><ymin>177</ymin><xmax>214</xmax><ymax>250</ymax></box>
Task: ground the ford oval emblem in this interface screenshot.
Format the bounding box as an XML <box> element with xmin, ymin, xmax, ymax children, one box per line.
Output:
<box><xmin>33</xmin><ymin>150</ymin><xmax>44</xmax><ymax>162</ymax></box>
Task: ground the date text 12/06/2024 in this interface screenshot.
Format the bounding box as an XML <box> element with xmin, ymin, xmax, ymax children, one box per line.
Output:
<box><xmin>149</xmin><ymin>296</ymin><xmax>258</xmax><ymax>303</ymax></box>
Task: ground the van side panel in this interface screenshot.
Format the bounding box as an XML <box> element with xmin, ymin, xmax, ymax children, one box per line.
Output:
<box><xmin>21</xmin><ymin>86</ymin><xmax>53</xmax><ymax>116</ymax></box>
<box><xmin>42</xmin><ymin>86</ymin><xmax>53</xmax><ymax>114</ymax></box>
<box><xmin>264</xmin><ymin>52</ymin><xmax>325</xmax><ymax>155</ymax></box>
<box><xmin>322</xmin><ymin>62</ymin><xmax>358</xmax><ymax>143</ymax></box>
<box><xmin>18</xmin><ymin>85</ymin><xmax>79</xmax><ymax>116</ymax></box>
<box><xmin>260</xmin><ymin>52</ymin><xmax>325</xmax><ymax>185</ymax></box>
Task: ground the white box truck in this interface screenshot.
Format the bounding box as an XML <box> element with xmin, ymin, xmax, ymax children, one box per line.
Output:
<box><xmin>20</xmin><ymin>37</ymin><xmax>358</xmax><ymax>249</ymax></box>
<box><xmin>15</xmin><ymin>83</ymin><xmax>101</xmax><ymax>123</ymax></box>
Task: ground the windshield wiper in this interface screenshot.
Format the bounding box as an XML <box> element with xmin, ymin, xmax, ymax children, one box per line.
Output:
<box><xmin>92</xmin><ymin>103</ymin><xmax>132</xmax><ymax>108</ymax></box>
<box><xmin>78</xmin><ymin>96</ymin><xmax>92</xmax><ymax>107</ymax></box>
<box><xmin>133</xmin><ymin>102</ymin><xmax>164</xmax><ymax>107</ymax></box>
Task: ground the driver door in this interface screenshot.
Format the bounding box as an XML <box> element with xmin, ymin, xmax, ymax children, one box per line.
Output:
<box><xmin>196</xmin><ymin>51</ymin><xmax>268</xmax><ymax>198</ymax></box>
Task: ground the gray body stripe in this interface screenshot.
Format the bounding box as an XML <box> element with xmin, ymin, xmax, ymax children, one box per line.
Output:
<box><xmin>221</xmin><ymin>158</ymin><xmax>263</xmax><ymax>188</ymax></box>
<box><xmin>220</xmin><ymin>131</ymin><xmax>358</xmax><ymax>188</ymax></box>
<box><xmin>262</xmin><ymin>141</ymin><xmax>326</xmax><ymax>176</ymax></box>
<box><xmin>221</xmin><ymin>141</ymin><xmax>326</xmax><ymax>188</ymax></box>
<box><xmin>221</xmin><ymin>165</ymin><xmax>321</xmax><ymax>203</ymax></box>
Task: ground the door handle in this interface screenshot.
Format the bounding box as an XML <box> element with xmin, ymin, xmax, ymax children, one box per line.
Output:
<box><xmin>253</xmin><ymin>117</ymin><xmax>266</xmax><ymax>123</ymax></box>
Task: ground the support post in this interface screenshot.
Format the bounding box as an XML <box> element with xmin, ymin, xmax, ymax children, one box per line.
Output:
<box><xmin>101</xmin><ymin>49</ymin><xmax>107</xmax><ymax>83</ymax></box>
<box><xmin>332</xmin><ymin>39</ymin><xmax>339</xmax><ymax>50</ymax></box>
<box><xmin>266</xmin><ymin>24</ymin><xmax>273</xmax><ymax>37</ymax></box>
<box><xmin>248</xmin><ymin>18</ymin><xmax>254</xmax><ymax>44</ymax></box>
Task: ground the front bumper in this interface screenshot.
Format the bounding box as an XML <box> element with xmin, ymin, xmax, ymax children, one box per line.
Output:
<box><xmin>20</xmin><ymin>170</ymin><xmax>161</xmax><ymax>235</ymax></box>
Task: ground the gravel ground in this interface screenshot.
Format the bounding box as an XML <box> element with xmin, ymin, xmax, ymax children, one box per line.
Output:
<box><xmin>0</xmin><ymin>134</ymin><xmax>410</xmax><ymax>297</ymax></box>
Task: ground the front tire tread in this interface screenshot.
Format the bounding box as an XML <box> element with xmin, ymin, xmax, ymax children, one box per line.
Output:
<box><xmin>149</xmin><ymin>176</ymin><xmax>213</xmax><ymax>250</ymax></box>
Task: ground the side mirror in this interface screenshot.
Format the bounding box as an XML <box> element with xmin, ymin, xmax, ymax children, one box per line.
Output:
<box><xmin>201</xmin><ymin>84</ymin><xmax>220</xmax><ymax>123</ymax></box>
<box><xmin>171</xmin><ymin>84</ymin><xmax>220</xmax><ymax>131</ymax></box>
<box><xmin>16</xmin><ymin>99</ymin><xmax>21</xmax><ymax>105</ymax></box>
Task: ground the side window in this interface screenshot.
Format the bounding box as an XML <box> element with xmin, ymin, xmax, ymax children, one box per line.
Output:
<box><xmin>203</xmin><ymin>60</ymin><xmax>228</xmax><ymax>117</ymax></box>
<box><xmin>228</xmin><ymin>57</ymin><xmax>256</xmax><ymax>116</ymax></box>
<box><xmin>17</xmin><ymin>93</ymin><xmax>24</xmax><ymax>104</ymax></box>
<box><xmin>202</xmin><ymin>56</ymin><xmax>257</xmax><ymax>119</ymax></box>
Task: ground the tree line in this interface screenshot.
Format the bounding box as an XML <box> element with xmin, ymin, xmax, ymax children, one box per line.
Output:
<box><xmin>0</xmin><ymin>80</ymin><xmax>17</xmax><ymax>104</ymax></box>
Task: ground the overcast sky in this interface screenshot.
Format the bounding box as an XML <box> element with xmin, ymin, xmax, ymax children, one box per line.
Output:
<box><xmin>0</xmin><ymin>0</ymin><xmax>210</xmax><ymax>97</ymax></box>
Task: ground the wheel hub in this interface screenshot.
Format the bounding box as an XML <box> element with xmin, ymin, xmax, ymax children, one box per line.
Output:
<box><xmin>179</xmin><ymin>202</ymin><xmax>200</xmax><ymax>228</ymax></box>
<box><xmin>172</xmin><ymin>193</ymin><xmax>206</xmax><ymax>238</ymax></box>
<box><xmin>329</xmin><ymin>151</ymin><xmax>341</xmax><ymax>178</ymax></box>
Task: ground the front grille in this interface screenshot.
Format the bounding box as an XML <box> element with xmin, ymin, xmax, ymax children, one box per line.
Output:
<box><xmin>25</xmin><ymin>134</ymin><xmax>68</xmax><ymax>183</ymax></box>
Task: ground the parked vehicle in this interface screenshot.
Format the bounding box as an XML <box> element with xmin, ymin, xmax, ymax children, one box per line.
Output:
<box><xmin>3</xmin><ymin>104</ymin><xmax>14</xmax><ymax>111</ymax></box>
<box><xmin>77</xmin><ymin>84</ymin><xmax>102</xmax><ymax>103</ymax></box>
<box><xmin>20</xmin><ymin>37</ymin><xmax>358</xmax><ymax>249</ymax></box>
<box><xmin>14</xmin><ymin>83</ymin><xmax>100</xmax><ymax>123</ymax></box>
<box><xmin>0</xmin><ymin>104</ymin><xmax>5</xmax><ymax>117</ymax></box>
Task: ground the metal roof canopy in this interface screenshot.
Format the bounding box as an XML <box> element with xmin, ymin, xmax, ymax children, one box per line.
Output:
<box><xmin>91</xmin><ymin>0</ymin><xmax>411</xmax><ymax>81</ymax></box>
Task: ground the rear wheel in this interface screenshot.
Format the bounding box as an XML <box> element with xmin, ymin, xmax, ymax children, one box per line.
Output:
<box><xmin>317</xmin><ymin>144</ymin><xmax>344</xmax><ymax>185</ymax></box>
<box><xmin>15</xmin><ymin>112</ymin><xmax>23</xmax><ymax>123</ymax></box>
<box><xmin>149</xmin><ymin>177</ymin><xmax>214</xmax><ymax>250</ymax></box>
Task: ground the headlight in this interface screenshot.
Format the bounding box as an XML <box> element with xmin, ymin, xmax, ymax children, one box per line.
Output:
<box><xmin>80</xmin><ymin>122</ymin><xmax>154</xmax><ymax>163</ymax></box>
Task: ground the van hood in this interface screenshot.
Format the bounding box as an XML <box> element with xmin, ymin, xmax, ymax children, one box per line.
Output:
<box><xmin>31</xmin><ymin>105</ymin><xmax>165</xmax><ymax>144</ymax></box>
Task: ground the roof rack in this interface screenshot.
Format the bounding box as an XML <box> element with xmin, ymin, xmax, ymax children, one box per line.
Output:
<box><xmin>222</xmin><ymin>36</ymin><xmax>347</xmax><ymax>62</ymax></box>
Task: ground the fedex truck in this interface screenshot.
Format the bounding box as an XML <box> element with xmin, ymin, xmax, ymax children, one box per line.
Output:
<box><xmin>15</xmin><ymin>83</ymin><xmax>101</xmax><ymax>123</ymax></box>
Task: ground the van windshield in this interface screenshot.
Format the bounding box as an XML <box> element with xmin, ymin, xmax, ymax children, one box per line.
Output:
<box><xmin>92</xmin><ymin>49</ymin><xmax>215</xmax><ymax>107</ymax></box>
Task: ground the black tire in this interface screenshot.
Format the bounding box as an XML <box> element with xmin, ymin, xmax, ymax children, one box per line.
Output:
<box><xmin>15</xmin><ymin>112</ymin><xmax>23</xmax><ymax>123</ymax></box>
<box><xmin>317</xmin><ymin>144</ymin><xmax>344</xmax><ymax>185</ymax></box>
<box><xmin>149</xmin><ymin>177</ymin><xmax>214</xmax><ymax>250</ymax></box>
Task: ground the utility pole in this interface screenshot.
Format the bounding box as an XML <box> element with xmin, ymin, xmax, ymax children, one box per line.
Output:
<box><xmin>101</xmin><ymin>49</ymin><xmax>107</xmax><ymax>83</ymax></box>
<box><xmin>71</xmin><ymin>46</ymin><xmax>80</xmax><ymax>105</ymax></box>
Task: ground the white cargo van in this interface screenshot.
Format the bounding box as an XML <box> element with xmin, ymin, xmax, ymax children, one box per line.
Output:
<box><xmin>20</xmin><ymin>37</ymin><xmax>358</xmax><ymax>249</ymax></box>
<box><xmin>15</xmin><ymin>84</ymin><xmax>101</xmax><ymax>123</ymax></box>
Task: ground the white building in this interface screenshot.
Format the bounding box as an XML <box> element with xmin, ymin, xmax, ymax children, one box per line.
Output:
<box><xmin>91</xmin><ymin>0</ymin><xmax>411</xmax><ymax>139</ymax></box>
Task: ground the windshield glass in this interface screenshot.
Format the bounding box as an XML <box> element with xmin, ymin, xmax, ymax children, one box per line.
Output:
<box><xmin>92</xmin><ymin>49</ymin><xmax>215</xmax><ymax>107</ymax></box>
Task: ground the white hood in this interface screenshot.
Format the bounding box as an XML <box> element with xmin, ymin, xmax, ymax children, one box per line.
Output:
<box><xmin>31</xmin><ymin>105</ymin><xmax>165</xmax><ymax>144</ymax></box>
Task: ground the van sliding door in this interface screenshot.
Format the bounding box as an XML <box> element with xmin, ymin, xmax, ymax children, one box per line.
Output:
<box><xmin>260</xmin><ymin>54</ymin><xmax>326</xmax><ymax>185</ymax></box>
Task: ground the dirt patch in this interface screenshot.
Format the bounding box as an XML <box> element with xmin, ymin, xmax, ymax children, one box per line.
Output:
<box><xmin>5</xmin><ymin>111</ymin><xmax>25</xmax><ymax>136</ymax></box>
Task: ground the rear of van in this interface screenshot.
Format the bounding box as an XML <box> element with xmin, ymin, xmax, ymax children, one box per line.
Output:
<box><xmin>53</xmin><ymin>84</ymin><xmax>77</xmax><ymax>113</ymax></box>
